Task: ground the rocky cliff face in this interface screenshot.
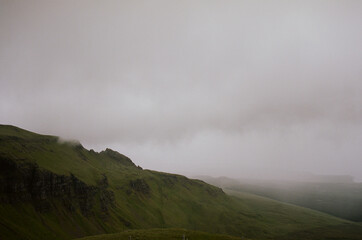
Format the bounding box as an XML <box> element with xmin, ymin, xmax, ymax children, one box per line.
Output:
<box><xmin>0</xmin><ymin>156</ymin><xmax>114</xmax><ymax>216</ymax></box>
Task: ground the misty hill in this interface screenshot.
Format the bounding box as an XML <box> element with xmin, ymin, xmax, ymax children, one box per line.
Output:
<box><xmin>199</xmin><ymin>176</ymin><xmax>362</xmax><ymax>222</ymax></box>
<box><xmin>1</xmin><ymin>125</ymin><xmax>362</xmax><ymax>240</ymax></box>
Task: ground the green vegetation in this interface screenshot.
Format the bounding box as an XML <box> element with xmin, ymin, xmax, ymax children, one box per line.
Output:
<box><xmin>202</xmin><ymin>175</ymin><xmax>362</xmax><ymax>222</ymax></box>
<box><xmin>226</xmin><ymin>190</ymin><xmax>362</xmax><ymax>240</ymax></box>
<box><xmin>1</xmin><ymin>124</ymin><xmax>362</xmax><ymax>240</ymax></box>
<box><xmin>76</xmin><ymin>228</ymin><xmax>246</xmax><ymax>240</ymax></box>
<box><xmin>229</xmin><ymin>181</ymin><xmax>362</xmax><ymax>221</ymax></box>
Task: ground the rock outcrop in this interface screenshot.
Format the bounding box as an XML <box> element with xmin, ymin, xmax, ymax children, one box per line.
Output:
<box><xmin>0</xmin><ymin>156</ymin><xmax>114</xmax><ymax>216</ymax></box>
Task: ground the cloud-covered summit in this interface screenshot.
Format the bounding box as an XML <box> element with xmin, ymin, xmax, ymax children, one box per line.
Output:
<box><xmin>1</xmin><ymin>0</ymin><xmax>361</xmax><ymax>180</ymax></box>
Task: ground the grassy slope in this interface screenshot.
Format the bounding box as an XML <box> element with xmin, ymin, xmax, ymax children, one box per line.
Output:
<box><xmin>1</xmin><ymin>125</ymin><xmax>362</xmax><ymax>240</ymax></box>
<box><xmin>75</xmin><ymin>228</ymin><xmax>246</xmax><ymax>240</ymax></box>
<box><xmin>200</xmin><ymin>175</ymin><xmax>362</xmax><ymax>222</ymax></box>
<box><xmin>226</xmin><ymin>190</ymin><xmax>362</xmax><ymax>240</ymax></box>
<box><xmin>230</xmin><ymin>180</ymin><xmax>362</xmax><ymax>222</ymax></box>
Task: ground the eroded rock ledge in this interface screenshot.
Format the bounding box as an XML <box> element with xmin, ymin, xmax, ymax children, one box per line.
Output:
<box><xmin>0</xmin><ymin>157</ymin><xmax>114</xmax><ymax>216</ymax></box>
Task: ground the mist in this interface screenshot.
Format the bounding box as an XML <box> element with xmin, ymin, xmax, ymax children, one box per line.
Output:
<box><xmin>1</xmin><ymin>1</ymin><xmax>361</xmax><ymax>181</ymax></box>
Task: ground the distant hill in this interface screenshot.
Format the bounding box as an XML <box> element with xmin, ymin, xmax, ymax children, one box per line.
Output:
<box><xmin>307</xmin><ymin>174</ymin><xmax>354</xmax><ymax>183</ymax></box>
<box><xmin>1</xmin><ymin>124</ymin><xmax>362</xmax><ymax>240</ymax></box>
<box><xmin>199</xmin><ymin>175</ymin><xmax>362</xmax><ymax>222</ymax></box>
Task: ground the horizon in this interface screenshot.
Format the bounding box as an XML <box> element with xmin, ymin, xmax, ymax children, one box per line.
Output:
<box><xmin>2</xmin><ymin>123</ymin><xmax>361</xmax><ymax>183</ymax></box>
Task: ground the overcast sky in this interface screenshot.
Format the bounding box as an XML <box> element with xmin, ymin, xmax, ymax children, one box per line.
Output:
<box><xmin>1</xmin><ymin>0</ymin><xmax>361</xmax><ymax>181</ymax></box>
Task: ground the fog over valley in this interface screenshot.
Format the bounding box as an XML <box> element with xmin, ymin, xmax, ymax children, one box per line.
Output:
<box><xmin>1</xmin><ymin>0</ymin><xmax>362</xmax><ymax>181</ymax></box>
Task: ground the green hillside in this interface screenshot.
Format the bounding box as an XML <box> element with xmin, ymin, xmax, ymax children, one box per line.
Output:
<box><xmin>76</xmin><ymin>228</ymin><xmax>246</xmax><ymax>240</ymax></box>
<box><xmin>226</xmin><ymin>190</ymin><xmax>362</xmax><ymax>240</ymax></box>
<box><xmin>1</xmin><ymin>124</ymin><xmax>362</xmax><ymax>240</ymax></box>
<box><xmin>199</xmin><ymin>175</ymin><xmax>362</xmax><ymax>222</ymax></box>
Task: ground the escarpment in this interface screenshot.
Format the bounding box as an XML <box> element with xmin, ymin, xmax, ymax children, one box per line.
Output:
<box><xmin>0</xmin><ymin>156</ymin><xmax>114</xmax><ymax>216</ymax></box>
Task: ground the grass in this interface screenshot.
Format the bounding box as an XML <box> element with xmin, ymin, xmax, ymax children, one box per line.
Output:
<box><xmin>200</xmin><ymin>175</ymin><xmax>362</xmax><ymax>222</ymax></box>
<box><xmin>225</xmin><ymin>190</ymin><xmax>362</xmax><ymax>239</ymax></box>
<box><xmin>75</xmin><ymin>228</ymin><xmax>247</xmax><ymax>240</ymax></box>
<box><xmin>229</xmin><ymin>179</ymin><xmax>362</xmax><ymax>222</ymax></box>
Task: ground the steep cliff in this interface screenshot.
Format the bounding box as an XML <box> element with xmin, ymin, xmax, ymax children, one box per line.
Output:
<box><xmin>0</xmin><ymin>156</ymin><xmax>114</xmax><ymax>215</ymax></box>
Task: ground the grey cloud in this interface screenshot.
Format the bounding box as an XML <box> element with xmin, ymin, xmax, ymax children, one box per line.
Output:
<box><xmin>1</xmin><ymin>0</ymin><xmax>361</xmax><ymax>180</ymax></box>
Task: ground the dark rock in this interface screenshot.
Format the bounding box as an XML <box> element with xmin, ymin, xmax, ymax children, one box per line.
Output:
<box><xmin>0</xmin><ymin>156</ymin><xmax>115</xmax><ymax>216</ymax></box>
<box><xmin>101</xmin><ymin>148</ymin><xmax>136</xmax><ymax>167</ymax></box>
<box><xmin>129</xmin><ymin>178</ymin><xmax>151</xmax><ymax>195</ymax></box>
